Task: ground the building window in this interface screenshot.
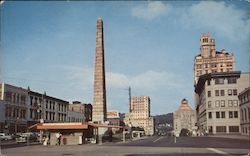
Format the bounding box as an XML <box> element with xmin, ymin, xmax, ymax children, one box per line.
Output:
<box><xmin>221</xmin><ymin>111</ymin><xmax>225</xmax><ymax>118</ymax></box>
<box><xmin>228</xmin><ymin>89</ymin><xmax>232</xmax><ymax>96</ymax></box>
<box><xmin>220</xmin><ymin>90</ymin><xmax>225</xmax><ymax>96</ymax></box>
<box><xmin>216</xmin><ymin>112</ymin><xmax>220</xmax><ymax>118</ymax></box>
<box><xmin>229</xmin><ymin>126</ymin><xmax>239</xmax><ymax>133</ymax></box>
<box><xmin>234</xmin><ymin>111</ymin><xmax>238</xmax><ymax>118</ymax></box>
<box><xmin>233</xmin><ymin>89</ymin><xmax>237</xmax><ymax>95</ymax></box>
<box><xmin>229</xmin><ymin>111</ymin><xmax>233</xmax><ymax>118</ymax></box>
<box><xmin>233</xmin><ymin>100</ymin><xmax>238</xmax><ymax>107</ymax></box>
<box><xmin>30</xmin><ymin>96</ymin><xmax>33</xmax><ymax>106</ymax></box>
<box><xmin>208</xmin><ymin>126</ymin><xmax>213</xmax><ymax>133</ymax></box>
<box><xmin>208</xmin><ymin>91</ymin><xmax>211</xmax><ymax>97</ymax></box>
<box><xmin>221</xmin><ymin>100</ymin><xmax>225</xmax><ymax>107</ymax></box>
<box><xmin>228</xmin><ymin>100</ymin><xmax>233</xmax><ymax>107</ymax></box>
<box><xmin>215</xmin><ymin>78</ymin><xmax>224</xmax><ymax>84</ymax></box>
<box><xmin>227</xmin><ymin>77</ymin><xmax>237</xmax><ymax>84</ymax></box>
<box><xmin>216</xmin><ymin>126</ymin><xmax>226</xmax><ymax>133</ymax></box>
<box><xmin>208</xmin><ymin>112</ymin><xmax>212</xmax><ymax>119</ymax></box>
<box><xmin>215</xmin><ymin>90</ymin><xmax>220</xmax><ymax>96</ymax></box>
<box><xmin>248</xmin><ymin>108</ymin><xmax>250</xmax><ymax>122</ymax></box>
<box><xmin>207</xmin><ymin>80</ymin><xmax>211</xmax><ymax>86</ymax></box>
<box><xmin>208</xmin><ymin>101</ymin><xmax>212</xmax><ymax>108</ymax></box>
<box><xmin>215</xmin><ymin>101</ymin><xmax>220</xmax><ymax>107</ymax></box>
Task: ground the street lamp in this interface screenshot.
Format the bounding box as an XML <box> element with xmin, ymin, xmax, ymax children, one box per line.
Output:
<box><xmin>15</xmin><ymin>117</ymin><xmax>19</xmax><ymax>134</ymax></box>
<box><xmin>37</xmin><ymin>92</ymin><xmax>45</xmax><ymax>143</ymax></box>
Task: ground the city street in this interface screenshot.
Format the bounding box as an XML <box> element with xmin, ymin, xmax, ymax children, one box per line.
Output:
<box><xmin>1</xmin><ymin>136</ymin><xmax>249</xmax><ymax>156</ymax></box>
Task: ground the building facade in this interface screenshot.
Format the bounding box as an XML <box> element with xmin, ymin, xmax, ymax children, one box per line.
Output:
<box><xmin>125</xmin><ymin>96</ymin><xmax>154</xmax><ymax>135</ymax></box>
<box><xmin>0</xmin><ymin>83</ymin><xmax>29</xmax><ymax>133</ymax></box>
<box><xmin>195</xmin><ymin>72</ymin><xmax>250</xmax><ymax>134</ymax></box>
<box><xmin>238</xmin><ymin>87</ymin><xmax>250</xmax><ymax>136</ymax></box>
<box><xmin>68</xmin><ymin>110</ymin><xmax>85</xmax><ymax>122</ymax></box>
<box><xmin>28</xmin><ymin>90</ymin><xmax>69</xmax><ymax>126</ymax></box>
<box><xmin>194</xmin><ymin>33</ymin><xmax>235</xmax><ymax>85</ymax></box>
<box><xmin>69</xmin><ymin>101</ymin><xmax>92</xmax><ymax>122</ymax></box>
<box><xmin>0</xmin><ymin>100</ymin><xmax>6</xmax><ymax>132</ymax></box>
<box><xmin>174</xmin><ymin>99</ymin><xmax>196</xmax><ymax>135</ymax></box>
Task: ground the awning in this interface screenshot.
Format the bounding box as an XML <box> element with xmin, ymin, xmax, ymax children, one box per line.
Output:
<box><xmin>32</xmin><ymin>122</ymin><xmax>89</xmax><ymax>130</ymax></box>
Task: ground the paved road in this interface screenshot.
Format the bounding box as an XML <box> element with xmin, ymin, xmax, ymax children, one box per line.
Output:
<box><xmin>117</xmin><ymin>136</ymin><xmax>250</xmax><ymax>149</ymax></box>
<box><xmin>0</xmin><ymin>136</ymin><xmax>249</xmax><ymax>156</ymax></box>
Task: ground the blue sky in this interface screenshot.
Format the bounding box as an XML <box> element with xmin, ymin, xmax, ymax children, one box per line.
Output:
<box><xmin>1</xmin><ymin>1</ymin><xmax>249</xmax><ymax>115</ymax></box>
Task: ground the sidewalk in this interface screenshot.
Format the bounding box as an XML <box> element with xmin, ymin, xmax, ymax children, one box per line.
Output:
<box><xmin>206</xmin><ymin>134</ymin><xmax>250</xmax><ymax>140</ymax></box>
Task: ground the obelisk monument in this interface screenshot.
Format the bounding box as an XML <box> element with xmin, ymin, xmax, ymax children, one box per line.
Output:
<box><xmin>92</xmin><ymin>18</ymin><xmax>107</xmax><ymax>124</ymax></box>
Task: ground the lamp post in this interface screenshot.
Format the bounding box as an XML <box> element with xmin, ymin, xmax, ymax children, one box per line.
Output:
<box><xmin>15</xmin><ymin>117</ymin><xmax>19</xmax><ymax>134</ymax></box>
<box><xmin>38</xmin><ymin>92</ymin><xmax>45</xmax><ymax>143</ymax></box>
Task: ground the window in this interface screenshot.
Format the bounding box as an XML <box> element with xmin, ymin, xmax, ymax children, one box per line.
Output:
<box><xmin>207</xmin><ymin>80</ymin><xmax>211</xmax><ymax>86</ymax></box>
<box><xmin>228</xmin><ymin>100</ymin><xmax>233</xmax><ymax>107</ymax></box>
<box><xmin>215</xmin><ymin>90</ymin><xmax>220</xmax><ymax>96</ymax></box>
<box><xmin>215</xmin><ymin>101</ymin><xmax>220</xmax><ymax>107</ymax></box>
<box><xmin>216</xmin><ymin>126</ymin><xmax>226</xmax><ymax>133</ymax></box>
<box><xmin>233</xmin><ymin>100</ymin><xmax>238</xmax><ymax>107</ymax></box>
<box><xmin>228</xmin><ymin>89</ymin><xmax>232</xmax><ymax>96</ymax></box>
<box><xmin>227</xmin><ymin>77</ymin><xmax>237</xmax><ymax>84</ymax></box>
<box><xmin>30</xmin><ymin>96</ymin><xmax>33</xmax><ymax>106</ymax></box>
<box><xmin>248</xmin><ymin>108</ymin><xmax>250</xmax><ymax>122</ymax></box>
<box><xmin>234</xmin><ymin>111</ymin><xmax>238</xmax><ymax>118</ymax></box>
<box><xmin>220</xmin><ymin>90</ymin><xmax>225</xmax><ymax>96</ymax></box>
<box><xmin>221</xmin><ymin>100</ymin><xmax>225</xmax><ymax>107</ymax></box>
<box><xmin>244</xmin><ymin>108</ymin><xmax>247</xmax><ymax>120</ymax></box>
<box><xmin>208</xmin><ymin>91</ymin><xmax>211</xmax><ymax>97</ymax></box>
<box><xmin>208</xmin><ymin>101</ymin><xmax>212</xmax><ymax>108</ymax></box>
<box><xmin>221</xmin><ymin>111</ymin><xmax>225</xmax><ymax>118</ymax></box>
<box><xmin>208</xmin><ymin>126</ymin><xmax>213</xmax><ymax>133</ymax></box>
<box><xmin>229</xmin><ymin>111</ymin><xmax>233</xmax><ymax>118</ymax></box>
<box><xmin>215</xmin><ymin>78</ymin><xmax>224</xmax><ymax>84</ymax></box>
<box><xmin>229</xmin><ymin>126</ymin><xmax>239</xmax><ymax>133</ymax></box>
<box><xmin>208</xmin><ymin>112</ymin><xmax>212</xmax><ymax>119</ymax></box>
<box><xmin>30</xmin><ymin>109</ymin><xmax>33</xmax><ymax>119</ymax></box>
<box><xmin>233</xmin><ymin>89</ymin><xmax>237</xmax><ymax>95</ymax></box>
<box><xmin>216</xmin><ymin>112</ymin><xmax>220</xmax><ymax>118</ymax></box>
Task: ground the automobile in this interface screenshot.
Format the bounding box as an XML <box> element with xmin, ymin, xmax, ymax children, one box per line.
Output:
<box><xmin>0</xmin><ymin>133</ymin><xmax>13</xmax><ymax>141</ymax></box>
<box><xmin>16</xmin><ymin>132</ymin><xmax>38</xmax><ymax>143</ymax></box>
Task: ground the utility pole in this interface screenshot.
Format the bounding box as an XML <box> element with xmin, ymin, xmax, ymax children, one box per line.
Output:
<box><xmin>38</xmin><ymin>92</ymin><xmax>45</xmax><ymax>143</ymax></box>
<box><xmin>128</xmin><ymin>86</ymin><xmax>131</xmax><ymax>113</ymax></box>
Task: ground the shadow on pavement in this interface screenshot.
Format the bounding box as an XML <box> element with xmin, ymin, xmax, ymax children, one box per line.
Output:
<box><xmin>126</xmin><ymin>154</ymin><xmax>222</xmax><ymax>156</ymax></box>
<box><xmin>1</xmin><ymin>142</ymin><xmax>40</xmax><ymax>149</ymax></box>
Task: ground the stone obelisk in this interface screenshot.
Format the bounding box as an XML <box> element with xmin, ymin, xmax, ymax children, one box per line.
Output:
<box><xmin>92</xmin><ymin>18</ymin><xmax>107</xmax><ymax>124</ymax></box>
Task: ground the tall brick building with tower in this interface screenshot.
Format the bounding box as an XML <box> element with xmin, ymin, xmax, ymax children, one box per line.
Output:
<box><xmin>194</xmin><ymin>33</ymin><xmax>235</xmax><ymax>85</ymax></box>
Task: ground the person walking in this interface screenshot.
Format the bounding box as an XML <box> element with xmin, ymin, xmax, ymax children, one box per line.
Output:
<box><xmin>55</xmin><ymin>132</ymin><xmax>62</xmax><ymax>145</ymax></box>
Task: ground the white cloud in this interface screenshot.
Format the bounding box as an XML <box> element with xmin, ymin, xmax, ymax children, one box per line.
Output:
<box><xmin>181</xmin><ymin>1</ymin><xmax>249</xmax><ymax>41</ymax></box>
<box><xmin>131</xmin><ymin>1</ymin><xmax>171</xmax><ymax>20</ymax></box>
<box><xmin>107</xmin><ymin>70</ymin><xmax>183</xmax><ymax>91</ymax></box>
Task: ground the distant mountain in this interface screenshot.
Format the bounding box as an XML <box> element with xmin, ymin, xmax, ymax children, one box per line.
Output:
<box><xmin>153</xmin><ymin>113</ymin><xmax>173</xmax><ymax>126</ymax></box>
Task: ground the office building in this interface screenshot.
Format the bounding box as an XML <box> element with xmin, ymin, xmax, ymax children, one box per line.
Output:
<box><xmin>0</xmin><ymin>83</ymin><xmax>28</xmax><ymax>133</ymax></box>
<box><xmin>194</xmin><ymin>33</ymin><xmax>235</xmax><ymax>85</ymax></box>
<box><xmin>125</xmin><ymin>96</ymin><xmax>154</xmax><ymax>135</ymax></box>
<box><xmin>195</xmin><ymin>72</ymin><xmax>250</xmax><ymax>134</ymax></box>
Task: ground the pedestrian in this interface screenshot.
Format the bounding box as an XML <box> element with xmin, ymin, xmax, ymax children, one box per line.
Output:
<box><xmin>55</xmin><ymin>132</ymin><xmax>62</xmax><ymax>145</ymax></box>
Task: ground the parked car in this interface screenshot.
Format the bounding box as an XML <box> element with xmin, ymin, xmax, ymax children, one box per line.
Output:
<box><xmin>16</xmin><ymin>132</ymin><xmax>38</xmax><ymax>143</ymax></box>
<box><xmin>0</xmin><ymin>133</ymin><xmax>13</xmax><ymax>141</ymax></box>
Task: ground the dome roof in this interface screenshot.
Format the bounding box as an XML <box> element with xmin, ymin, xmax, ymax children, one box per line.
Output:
<box><xmin>176</xmin><ymin>98</ymin><xmax>193</xmax><ymax>111</ymax></box>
